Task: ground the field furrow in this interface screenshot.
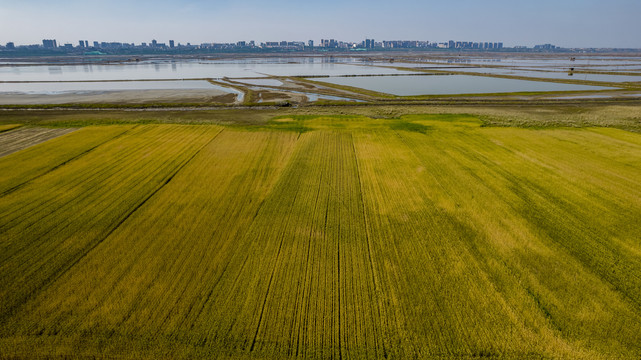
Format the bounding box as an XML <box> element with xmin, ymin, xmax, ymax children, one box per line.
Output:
<box><xmin>391</xmin><ymin>119</ymin><xmax>641</xmax><ymax>357</ymax></box>
<box><xmin>1</xmin><ymin>115</ymin><xmax>641</xmax><ymax>359</ymax></box>
<box><xmin>180</xmin><ymin>131</ymin><xmax>385</xmax><ymax>358</ymax></box>
<box><xmin>0</xmin><ymin>125</ymin><xmax>221</xmax><ymax>327</ymax></box>
<box><xmin>0</xmin><ymin>125</ymin><xmax>134</xmax><ymax>195</ymax></box>
<box><xmin>0</xmin><ymin>129</ymin><xmax>298</xmax><ymax>356</ymax></box>
<box><xmin>354</xmin><ymin>129</ymin><xmax>548</xmax><ymax>357</ymax></box>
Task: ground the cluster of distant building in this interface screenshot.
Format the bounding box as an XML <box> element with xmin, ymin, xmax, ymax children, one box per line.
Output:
<box><xmin>0</xmin><ymin>38</ymin><xmax>569</xmax><ymax>54</ymax></box>
<box><xmin>31</xmin><ymin>38</ymin><xmax>507</xmax><ymax>51</ymax></box>
<box><xmin>533</xmin><ymin>44</ymin><xmax>557</xmax><ymax>50</ymax></box>
<box><xmin>317</xmin><ymin>39</ymin><xmax>504</xmax><ymax>50</ymax></box>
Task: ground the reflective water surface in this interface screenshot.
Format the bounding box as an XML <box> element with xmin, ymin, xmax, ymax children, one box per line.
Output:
<box><xmin>0</xmin><ymin>80</ymin><xmax>229</xmax><ymax>94</ymax></box>
<box><xmin>314</xmin><ymin>75</ymin><xmax>613</xmax><ymax>96</ymax></box>
<box><xmin>0</xmin><ymin>60</ymin><xmax>415</xmax><ymax>82</ymax></box>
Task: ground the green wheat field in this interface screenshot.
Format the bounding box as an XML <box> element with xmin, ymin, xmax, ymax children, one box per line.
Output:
<box><xmin>1</xmin><ymin>114</ymin><xmax>641</xmax><ymax>359</ymax></box>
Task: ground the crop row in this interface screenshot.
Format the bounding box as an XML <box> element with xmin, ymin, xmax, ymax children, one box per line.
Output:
<box><xmin>0</xmin><ymin>125</ymin><xmax>132</xmax><ymax>195</ymax></box>
<box><xmin>1</xmin><ymin>118</ymin><xmax>641</xmax><ymax>358</ymax></box>
<box><xmin>0</xmin><ymin>125</ymin><xmax>222</xmax><ymax>331</ymax></box>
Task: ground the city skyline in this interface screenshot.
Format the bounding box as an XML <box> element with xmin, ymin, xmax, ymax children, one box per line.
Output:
<box><xmin>4</xmin><ymin>37</ymin><xmax>522</xmax><ymax>55</ymax></box>
<box><xmin>12</xmin><ymin>38</ymin><xmax>510</xmax><ymax>50</ymax></box>
<box><xmin>1</xmin><ymin>0</ymin><xmax>640</xmax><ymax>48</ymax></box>
<box><xmin>1</xmin><ymin>36</ymin><xmax>636</xmax><ymax>52</ymax></box>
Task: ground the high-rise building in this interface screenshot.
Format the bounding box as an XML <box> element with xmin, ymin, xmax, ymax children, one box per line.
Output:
<box><xmin>6</xmin><ymin>42</ymin><xmax>15</xmax><ymax>49</ymax></box>
<box><xmin>533</xmin><ymin>44</ymin><xmax>557</xmax><ymax>50</ymax></box>
<box><xmin>365</xmin><ymin>38</ymin><xmax>375</xmax><ymax>49</ymax></box>
<box><xmin>93</xmin><ymin>41</ymin><xmax>99</xmax><ymax>48</ymax></box>
<box><xmin>169</xmin><ymin>40</ymin><xmax>175</xmax><ymax>48</ymax></box>
<box><xmin>151</xmin><ymin>39</ymin><xmax>157</xmax><ymax>47</ymax></box>
<box><xmin>42</xmin><ymin>39</ymin><xmax>57</xmax><ymax>48</ymax></box>
<box><xmin>308</xmin><ymin>40</ymin><xmax>314</xmax><ymax>48</ymax></box>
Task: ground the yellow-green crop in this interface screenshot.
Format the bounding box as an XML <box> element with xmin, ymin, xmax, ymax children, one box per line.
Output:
<box><xmin>1</xmin><ymin>115</ymin><xmax>640</xmax><ymax>359</ymax></box>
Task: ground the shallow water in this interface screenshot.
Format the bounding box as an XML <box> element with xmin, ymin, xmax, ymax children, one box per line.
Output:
<box><xmin>236</xmin><ymin>78</ymin><xmax>284</xmax><ymax>87</ymax></box>
<box><xmin>314</xmin><ymin>74</ymin><xmax>613</xmax><ymax>96</ymax></box>
<box><xmin>0</xmin><ymin>80</ymin><xmax>231</xmax><ymax>94</ymax></box>
<box><xmin>0</xmin><ymin>60</ymin><xmax>415</xmax><ymax>82</ymax></box>
<box><xmin>369</xmin><ymin>62</ymin><xmax>461</xmax><ymax>69</ymax></box>
<box><xmin>427</xmin><ymin>57</ymin><xmax>641</xmax><ymax>68</ymax></box>
<box><xmin>428</xmin><ymin>66</ymin><xmax>641</xmax><ymax>83</ymax></box>
<box><xmin>289</xmin><ymin>90</ymin><xmax>363</xmax><ymax>102</ymax></box>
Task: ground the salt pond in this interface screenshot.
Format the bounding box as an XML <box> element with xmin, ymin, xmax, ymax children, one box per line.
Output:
<box><xmin>0</xmin><ymin>80</ymin><xmax>234</xmax><ymax>95</ymax></box>
<box><xmin>0</xmin><ymin>60</ymin><xmax>415</xmax><ymax>82</ymax></box>
<box><xmin>314</xmin><ymin>74</ymin><xmax>613</xmax><ymax>96</ymax></box>
<box><xmin>421</xmin><ymin>66</ymin><xmax>641</xmax><ymax>83</ymax></box>
<box><xmin>425</xmin><ymin>57</ymin><xmax>641</xmax><ymax>68</ymax></box>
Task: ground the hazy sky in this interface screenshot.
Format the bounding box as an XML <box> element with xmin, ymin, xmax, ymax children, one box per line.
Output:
<box><xmin>1</xmin><ymin>0</ymin><xmax>640</xmax><ymax>48</ymax></box>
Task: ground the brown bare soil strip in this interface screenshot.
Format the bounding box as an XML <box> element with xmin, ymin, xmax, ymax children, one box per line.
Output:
<box><xmin>0</xmin><ymin>127</ymin><xmax>77</xmax><ymax>157</ymax></box>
